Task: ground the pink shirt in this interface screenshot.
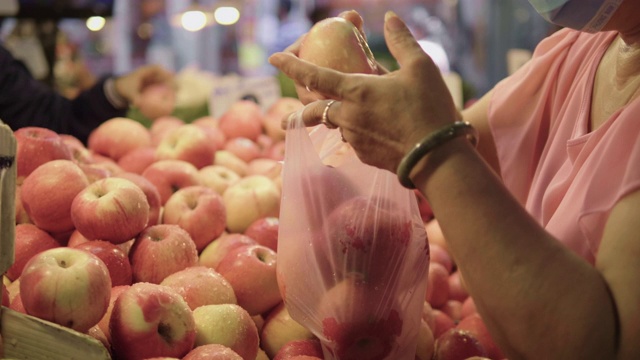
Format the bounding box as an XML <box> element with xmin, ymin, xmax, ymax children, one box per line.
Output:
<box><xmin>489</xmin><ymin>29</ymin><xmax>640</xmax><ymax>264</ymax></box>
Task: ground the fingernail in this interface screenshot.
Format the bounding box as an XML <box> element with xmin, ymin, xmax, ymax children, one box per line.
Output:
<box><xmin>385</xmin><ymin>11</ymin><xmax>404</xmax><ymax>31</ymax></box>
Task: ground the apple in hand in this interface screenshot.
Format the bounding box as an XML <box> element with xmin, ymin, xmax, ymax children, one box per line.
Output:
<box><xmin>87</xmin><ymin>117</ymin><xmax>152</xmax><ymax>161</ymax></box>
<box><xmin>109</xmin><ymin>282</ymin><xmax>196</xmax><ymax>360</ymax></box>
<box><xmin>71</xmin><ymin>177</ymin><xmax>150</xmax><ymax>244</ymax></box>
<box><xmin>141</xmin><ymin>159</ymin><xmax>202</xmax><ymax>204</ymax></box>
<box><xmin>162</xmin><ymin>185</ymin><xmax>227</xmax><ymax>252</ymax></box>
<box><xmin>216</xmin><ymin>244</ymin><xmax>281</xmax><ymax>316</ymax></box>
<box><xmin>155</xmin><ymin>124</ymin><xmax>217</xmax><ymax>169</ymax></box>
<box><xmin>20</xmin><ymin>247</ymin><xmax>111</xmax><ymax>333</ymax></box>
<box><xmin>137</xmin><ymin>83</ymin><xmax>176</xmax><ymax>120</ymax></box>
<box><xmin>273</xmin><ymin>339</ymin><xmax>324</xmax><ymax>360</ymax></box>
<box><xmin>223</xmin><ymin>175</ymin><xmax>281</xmax><ymax>234</ymax></box>
<box><xmin>5</xmin><ymin>223</ymin><xmax>60</xmax><ymax>281</ymax></box>
<box><xmin>260</xmin><ymin>302</ymin><xmax>315</xmax><ymax>358</ymax></box>
<box><xmin>198</xmin><ymin>233</ymin><xmax>257</xmax><ymax>270</ymax></box>
<box><xmin>244</xmin><ymin>217</ymin><xmax>279</xmax><ymax>252</ymax></box>
<box><xmin>129</xmin><ymin>224</ymin><xmax>199</xmax><ymax>284</ymax></box>
<box><xmin>183</xmin><ymin>344</ymin><xmax>243</xmax><ymax>360</ymax></box>
<box><xmin>160</xmin><ymin>266</ymin><xmax>237</xmax><ymax>310</ymax></box>
<box><xmin>14</xmin><ymin>126</ymin><xmax>73</xmax><ymax>179</ymax></box>
<box><xmin>192</xmin><ymin>303</ymin><xmax>260</xmax><ymax>360</ymax></box>
<box><xmin>217</xmin><ymin>100</ymin><xmax>264</xmax><ymax>141</ymax></box>
<box><xmin>73</xmin><ymin>240</ymin><xmax>133</xmax><ymax>286</ymax></box>
<box><xmin>20</xmin><ymin>159</ymin><xmax>89</xmax><ymax>234</ymax></box>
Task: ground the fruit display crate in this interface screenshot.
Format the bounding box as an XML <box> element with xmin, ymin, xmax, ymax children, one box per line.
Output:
<box><xmin>1</xmin><ymin>123</ymin><xmax>110</xmax><ymax>360</ymax></box>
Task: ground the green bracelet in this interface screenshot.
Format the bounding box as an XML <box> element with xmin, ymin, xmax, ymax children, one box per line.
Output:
<box><xmin>396</xmin><ymin>121</ymin><xmax>478</xmax><ymax>189</ymax></box>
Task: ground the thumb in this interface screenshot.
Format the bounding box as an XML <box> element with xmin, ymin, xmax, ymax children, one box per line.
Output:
<box><xmin>383</xmin><ymin>11</ymin><xmax>428</xmax><ymax>69</ymax></box>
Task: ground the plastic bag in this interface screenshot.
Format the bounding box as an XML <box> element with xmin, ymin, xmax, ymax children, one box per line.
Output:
<box><xmin>278</xmin><ymin>113</ymin><xmax>430</xmax><ymax>360</ymax></box>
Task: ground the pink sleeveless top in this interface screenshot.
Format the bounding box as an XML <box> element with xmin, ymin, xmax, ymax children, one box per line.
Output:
<box><xmin>488</xmin><ymin>28</ymin><xmax>640</xmax><ymax>264</ymax></box>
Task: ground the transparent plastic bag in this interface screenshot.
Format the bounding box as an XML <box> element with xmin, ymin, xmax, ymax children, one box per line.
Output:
<box><xmin>278</xmin><ymin>113</ymin><xmax>430</xmax><ymax>360</ymax></box>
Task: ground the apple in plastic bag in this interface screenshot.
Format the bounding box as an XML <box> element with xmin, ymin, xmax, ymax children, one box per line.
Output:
<box><xmin>298</xmin><ymin>16</ymin><xmax>377</xmax><ymax>100</ymax></box>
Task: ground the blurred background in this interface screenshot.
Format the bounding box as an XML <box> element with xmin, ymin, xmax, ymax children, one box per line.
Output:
<box><xmin>0</xmin><ymin>0</ymin><xmax>556</xmax><ymax>109</ymax></box>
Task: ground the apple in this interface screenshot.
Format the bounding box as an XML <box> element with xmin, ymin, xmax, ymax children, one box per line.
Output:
<box><xmin>150</xmin><ymin>115</ymin><xmax>185</xmax><ymax>146</ymax></box>
<box><xmin>114</xmin><ymin>172</ymin><xmax>163</xmax><ymax>226</ymax></box>
<box><xmin>14</xmin><ymin>126</ymin><xmax>72</xmax><ymax>179</ymax></box>
<box><xmin>298</xmin><ymin>16</ymin><xmax>377</xmax><ymax>101</ymax></box>
<box><xmin>247</xmin><ymin>158</ymin><xmax>282</xmax><ymax>180</ymax></box>
<box><xmin>216</xmin><ymin>244</ymin><xmax>281</xmax><ymax>316</ymax></box>
<box><xmin>213</xmin><ymin>150</ymin><xmax>249</xmax><ymax>177</ymax></box>
<box><xmin>256</xmin><ymin>133</ymin><xmax>274</xmax><ymax>155</ymax></box>
<box><xmin>198</xmin><ymin>233</ymin><xmax>257</xmax><ymax>270</ymax></box>
<box><xmin>78</xmin><ymin>163</ymin><xmax>112</xmax><ymax>183</ymax></box>
<box><xmin>71</xmin><ymin>177</ymin><xmax>150</xmax><ymax>244</ymax></box>
<box><xmin>430</xmin><ymin>243</ymin><xmax>454</xmax><ymax>274</ymax></box>
<box><xmin>440</xmin><ymin>300</ymin><xmax>463</xmax><ymax>323</ymax></box>
<box><xmin>67</xmin><ymin>229</ymin><xmax>92</xmax><ymax>247</ymax></box>
<box><xmin>448</xmin><ymin>270</ymin><xmax>469</xmax><ymax>303</ymax></box>
<box><xmin>432</xmin><ymin>309</ymin><xmax>456</xmax><ymax>339</ymax></box>
<box><xmin>223</xmin><ymin>175</ymin><xmax>281</xmax><ymax>234</ymax></box>
<box><xmin>183</xmin><ymin>344</ymin><xmax>243</xmax><ymax>360</ymax></box>
<box><xmin>73</xmin><ymin>240</ymin><xmax>133</xmax><ymax>286</ymax></box>
<box><xmin>60</xmin><ymin>134</ymin><xmax>94</xmax><ymax>164</ymax></box>
<box><xmin>191</xmin><ymin>116</ymin><xmax>227</xmax><ymax>149</ymax></box>
<box><xmin>433</xmin><ymin>328</ymin><xmax>488</xmax><ymax>360</ymax></box>
<box><xmin>162</xmin><ymin>185</ymin><xmax>226</xmax><ymax>252</ymax></box>
<box><xmin>141</xmin><ymin>159</ymin><xmax>202</xmax><ymax>204</ymax></box>
<box><xmin>96</xmin><ymin>284</ymin><xmax>130</xmax><ymax>345</ymax></box>
<box><xmin>160</xmin><ymin>266</ymin><xmax>237</xmax><ymax>310</ymax></box>
<box><xmin>20</xmin><ymin>247</ymin><xmax>111</xmax><ymax>332</ymax></box>
<box><xmin>263</xmin><ymin>97</ymin><xmax>304</xmax><ymax>142</ymax></box>
<box><xmin>5</xmin><ymin>223</ymin><xmax>61</xmax><ymax>281</ymax></box>
<box><xmin>265</xmin><ymin>140</ymin><xmax>286</xmax><ymax>161</ymax></box>
<box><xmin>117</xmin><ymin>146</ymin><xmax>157</xmax><ymax>174</ymax></box>
<box><xmin>243</xmin><ymin>217</ymin><xmax>279</xmax><ymax>252</ymax></box>
<box><xmin>90</xmin><ymin>153</ymin><xmax>125</xmax><ymax>175</ymax></box>
<box><xmin>273</xmin><ymin>339</ymin><xmax>324</xmax><ymax>360</ymax></box>
<box><xmin>422</xmin><ymin>301</ymin><xmax>436</xmax><ymax>332</ymax></box>
<box><xmin>316</xmin><ymin>274</ymin><xmax>405</xmax><ymax>359</ymax></box>
<box><xmin>456</xmin><ymin>313</ymin><xmax>505</xmax><ymax>360</ymax></box>
<box><xmin>260</xmin><ymin>302</ymin><xmax>315</xmax><ymax>358</ymax></box>
<box><xmin>129</xmin><ymin>224</ymin><xmax>199</xmax><ymax>284</ymax></box>
<box><xmin>20</xmin><ymin>159</ymin><xmax>89</xmax><ymax>234</ymax></box>
<box><xmin>461</xmin><ymin>296</ymin><xmax>478</xmax><ymax>319</ymax></box>
<box><xmin>87</xmin><ymin>117</ymin><xmax>152</xmax><ymax>161</ymax></box>
<box><xmin>415</xmin><ymin>319</ymin><xmax>435</xmax><ymax>360</ymax></box>
<box><xmin>217</xmin><ymin>100</ymin><xmax>264</xmax><ymax>141</ymax></box>
<box><xmin>156</xmin><ymin>124</ymin><xmax>217</xmax><ymax>169</ymax></box>
<box><xmin>137</xmin><ymin>82</ymin><xmax>176</xmax><ymax>120</ymax></box>
<box><xmin>223</xmin><ymin>137</ymin><xmax>261</xmax><ymax>163</ymax></box>
<box><xmin>425</xmin><ymin>219</ymin><xmax>448</xmax><ymax>252</ymax></box>
<box><xmin>192</xmin><ymin>303</ymin><xmax>259</xmax><ymax>360</ymax></box>
<box><xmin>198</xmin><ymin>165</ymin><xmax>241</xmax><ymax>195</ymax></box>
<box><xmin>109</xmin><ymin>282</ymin><xmax>196</xmax><ymax>360</ymax></box>
<box><xmin>426</xmin><ymin>262</ymin><xmax>450</xmax><ymax>309</ymax></box>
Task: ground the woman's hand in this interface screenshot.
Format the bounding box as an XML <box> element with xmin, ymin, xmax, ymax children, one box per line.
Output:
<box><xmin>269</xmin><ymin>12</ymin><xmax>458</xmax><ymax>173</ymax></box>
<box><xmin>114</xmin><ymin>64</ymin><xmax>174</xmax><ymax>108</ymax></box>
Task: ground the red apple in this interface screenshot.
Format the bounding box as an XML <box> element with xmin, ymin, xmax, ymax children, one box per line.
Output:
<box><xmin>198</xmin><ymin>233</ymin><xmax>257</xmax><ymax>270</ymax></box>
<box><xmin>73</xmin><ymin>240</ymin><xmax>133</xmax><ymax>286</ymax></box>
<box><xmin>90</xmin><ymin>153</ymin><xmax>125</xmax><ymax>175</ymax></box>
<box><xmin>78</xmin><ymin>163</ymin><xmax>112</xmax><ymax>183</ymax></box>
<box><xmin>5</xmin><ymin>223</ymin><xmax>61</xmax><ymax>281</ymax></box>
<box><xmin>216</xmin><ymin>244</ymin><xmax>281</xmax><ymax>316</ymax></box>
<box><xmin>129</xmin><ymin>224</ymin><xmax>199</xmax><ymax>284</ymax></box>
<box><xmin>432</xmin><ymin>309</ymin><xmax>456</xmax><ymax>339</ymax></box>
<box><xmin>110</xmin><ymin>282</ymin><xmax>196</xmax><ymax>360</ymax></box>
<box><xmin>244</xmin><ymin>217</ymin><xmax>279</xmax><ymax>252</ymax></box>
<box><xmin>430</xmin><ymin>243</ymin><xmax>454</xmax><ymax>274</ymax></box>
<box><xmin>217</xmin><ymin>100</ymin><xmax>264</xmax><ymax>141</ymax></box>
<box><xmin>162</xmin><ymin>185</ymin><xmax>226</xmax><ymax>252</ymax></box>
<box><xmin>247</xmin><ymin>158</ymin><xmax>282</xmax><ymax>180</ymax></box>
<box><xmin>87</xmin><ymin>117</ymin><xmax>152</xmax><ymax>161</ymax></box>
<box><xmin>60</xmin><ymin>133</ymin><xmax>93</xmax><ymax>164</ymax></box>
<box><xmin>440</xmin><ymin>300</ymin><xmax>463</xmax><ymax>323</ymax></box>
<box><xmin>141</xmin><ymin>159</ymin><xmax>202</xmax><ymax>204</ymax></box>
<box><xmin>137</xmin><ymin>82</ymin><xmax>176</xmax><ymax>120</ymax></box>
<box><xmin>20</xmin><ymin>159</ymin><xmax>89</xmax><ymax>234</ymax></box>
<box><xmin>426</xmin><ymin>262</ymin><xmax>450</xmax><ymax>309</ymax></box>
<box><xmin>261</xmin><ymin>302</ymin><xmax>316</xmax><ymax>358</ymax></box>
<box><xmin>183</xmin><ymin>344</ymin><xmax>243</xmax><ymax>360</ymax></box>
<box><xmin>198</xmin><ymin>165</ymin><xmax>241</xmax><ymax>195</ymax></box>
<box><xmin>213</xmin><ymin>150</ymin><xmax>249</xmax><ymax>177</ymax></box>
<box><xmin>273</xmin><ymin>339</ymin><xmax>324</xmax><ymax>360</ymax></box>
<box><xmin>14</xmin><ymin>126</ymin><xmax>72</xmax><ymax>179</ymax></box>
<box><xmin>71</xmin><ymin>177</ymin><xmax>150</xmax><ymax>244</ymax></box>
<box><xmin>160</xmin><ymin>266</ymin><xmax>237</xmax><ymax>310</ymax></box>
<box><xmin>114</xmin><ymin>172</ymin><xmax>163</xmax><ymax>226</ymax></box>
<box><xmin>433</xmin><ymin>328</ymin><xmax>488</xmax><ymax>360</ymax></box>
<box><xmin>117</xmin><ymin>146</ymin><xmax>157</xmax><ymax>174</ymax></box>
<box><xmin>150</xmin><ymin>115</ymin><xmax>185</xmax><ymax>146</ymax></box>
<box><xmin>263</xmin><ymin>97</ymin><xmax>304</xmax><ymax>141</ymax></box>
<box><xmin>265</xmin><ymin>140</ymin><xmax>286</xmax><ymax>161</ymax></box>
<box><xmin>96</xmin><ymin>284</ymin><xmax>130</xmax><ymax>344</ymax></box>
<box><xmin>20</xmin><ymin>247</ymin><xmax>111</xmax><ymax>332</ymax></box>
<box><xmin>191</xmin><ymin>116</ymin><xmax>227</xmax><ymax>149</ymax></box>
<box><xmin>156</xmin><ymin>124</ymin><xmax>217</xmax><ymax>169</ymax></box>
<box><xmin>448</xmin><ymin>270</ymin><xmax>469</xmax><ymax>303</ymax></box>
<box><xmin>192</xmin><ymin>303</ymin><xmax>259</xmax><ymax>360</ymax></box>
<box><xmin>224</xmin><ymin>137</ymin><xmax>261</xmax><ymax>163</ymax></box>
<box><xmin>223</xmin><ymin>175</ymin><xmax>281</xmax><ymax>233</ymax></box>
<box><xmin>461</xmin><ymin>296</ymin><xmax>478</xmax><ymax>319</ymax></box>
<box><xmin>456</xmin><ymin>313</ymin><xmax>505</xmax><ymax>360</ymax></box>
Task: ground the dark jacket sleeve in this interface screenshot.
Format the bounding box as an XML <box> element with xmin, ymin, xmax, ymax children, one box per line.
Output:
<box><xmin>0</xmin><ymin>45</ymin><xmax>127</xmax><ymax>144</ymax></box>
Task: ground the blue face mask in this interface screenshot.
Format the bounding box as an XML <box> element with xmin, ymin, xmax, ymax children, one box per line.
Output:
<box><xmin>528</xmin><ymin>0</ymin><xmax>623</xmax><ymax>32</ymax></box>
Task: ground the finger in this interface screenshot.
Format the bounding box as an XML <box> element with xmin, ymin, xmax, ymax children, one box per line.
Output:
<box><xmin>269</xmin><ymin>52</ymin><xmax>358</xmax><ymax>101</ymax></box>
<box><xmin>339</xmin><ymin>10</ymin><xmax>365</xmax><ymax>39</ymax></box>
<box><xmin>281</xmin><ymin>100</ymin><xmax>341</xmax><ymax>129</ymax></box>
<box><xmin>383</xmin><ymin>11</ymin><xmax>430</xmax><ymax>69</ymax></box>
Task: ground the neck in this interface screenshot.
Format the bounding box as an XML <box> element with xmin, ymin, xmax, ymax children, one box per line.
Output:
<box><xmin>612</xmin><ymin>36</ymin><xmax>640</xmax><ymax>87</ymax></box>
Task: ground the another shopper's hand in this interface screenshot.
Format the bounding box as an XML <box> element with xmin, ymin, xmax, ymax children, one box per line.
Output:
<box><xmin>114</xmin><ymin>64</ymin><xmax>174</xmax><ymax>107</ymax></box>
<box><xmin>269</xmin><ymin>12</ymin><xmax>458</xmax><ymax>173</ymax></box>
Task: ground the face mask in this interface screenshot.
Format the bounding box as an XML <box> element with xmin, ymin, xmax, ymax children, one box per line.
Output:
<box><xmin>528</xmin><ymin>0</ymin><xmax>623</xmax><ymax>32</ymax></box>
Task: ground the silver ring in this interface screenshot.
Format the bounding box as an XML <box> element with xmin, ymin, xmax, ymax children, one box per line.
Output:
<box><xmin>321</xmin><ymin>100</ymin><xmax>338</xmax><ymax>129</ymax></box>
<box><xmin>305</xmin><ymin>85</ymin><xmax>311</xmax><ymax>92</ymax></box>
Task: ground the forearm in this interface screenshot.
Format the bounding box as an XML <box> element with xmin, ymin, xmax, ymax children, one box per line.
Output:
<box><xmin>412</xmin><ymin>138</ymin><xmax>617</xmax><ymax>359</ymax></box>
